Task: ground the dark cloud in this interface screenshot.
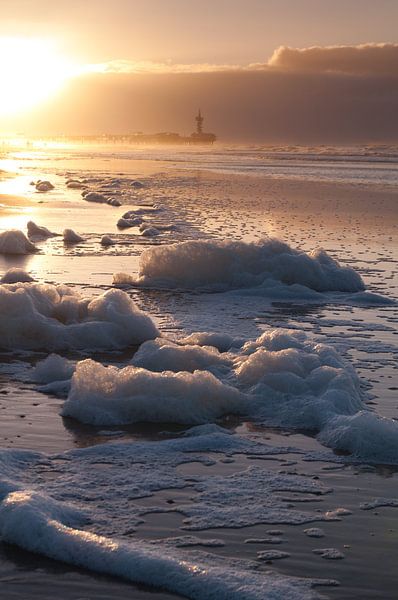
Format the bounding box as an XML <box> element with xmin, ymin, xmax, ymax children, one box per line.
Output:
<box><xmin>268</xmin><ymin>43</ymin><xmax>398</xmax><ymax>76</ymax></box>
<box><xmin>8</xmin><ymin>44</ymin><xmax>398</xmax><ymax>143</ymax></box>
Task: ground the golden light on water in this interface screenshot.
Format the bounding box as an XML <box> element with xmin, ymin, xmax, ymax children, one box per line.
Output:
<box><xmin>0</xmin><ymin>37</ymin><xmax>76</xmax><ymax>116</ymax></box>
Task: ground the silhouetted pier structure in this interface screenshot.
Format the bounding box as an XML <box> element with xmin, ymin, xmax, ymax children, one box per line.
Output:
<box><xmin>33</xmin><ymin>111</ymin><xmax>217</xmax><ymax>146</ymax></box>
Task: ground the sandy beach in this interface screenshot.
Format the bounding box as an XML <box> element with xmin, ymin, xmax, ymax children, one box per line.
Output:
<box><xmin>0</xmin><ymin>144</ymin><xmax>397</xmax><ymax>599</ymax></box>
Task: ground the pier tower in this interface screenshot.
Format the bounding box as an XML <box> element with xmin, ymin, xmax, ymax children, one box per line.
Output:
<box><xmin>195</xmin><ymin>109</ymin><xmax>204</xmax><ymax>135</ymax></box>
<box><xmin>190</xmin><ymin>109</ymin><xmax>216</xmax><ymax>144</ymax></box>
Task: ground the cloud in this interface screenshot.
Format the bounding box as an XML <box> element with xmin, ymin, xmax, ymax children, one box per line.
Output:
<box><xmin>85</xmin><ymin>43</ymin><xmax>398</xmax><ymax>77</ymax></box>
<box><xmin>268</xmin><ymin>43</ymin><xmax>398</xmax><ymax>76</ymax></box>
<box><xmin>82</xmin><ymin>60</ymin><xmax>246</xmax><ymax>75</ymax></box>
<box><xmin>5</xmin><ymin>43</ymin><xmax>398</xmax><ymax>143</ymax></box>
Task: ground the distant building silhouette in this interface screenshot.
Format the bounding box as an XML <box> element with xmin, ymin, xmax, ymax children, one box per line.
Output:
<box><xmin>31</xmin><ymin>110</ymin><xmax>217</xmax><ymax>145</ymax></box>
<box><xmin>190</xmin><ymin>109</ymin><xmax>216</xmax><ymax>144</ymax></box>
<box><xmin>196</xmin><ymin>109</ymin><xmax>203</xmax><ymax>134</ymax></box>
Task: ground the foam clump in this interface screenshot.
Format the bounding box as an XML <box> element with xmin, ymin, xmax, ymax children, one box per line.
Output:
<box><xmin>62</xmin><ymin>359</ymin><xmax>244</xmax><ymax>425</ymax></box>
<box><xmin>60</xmin><ymin>327</ymin><xmax>360</xmax><ymax>434</ymax></box>
<box><xmin>131</xmin><ymin>338</ymin><xmax>230</xmax><ymax>373</ymax></box>
<box><xmin>235</xmin><ymin>330</ymin><xmax>363</xmax><ymax>431</ymax></box>
<box><xmin>181</xmin><ymin>331</ymin><xmax>236</xmax><ymax>352</ymax></box>
<box><xmin>117</xmin><ymin>216</ymin><xmax>142</xmax><ymax>229</ymax></box>
<box><xmin>31</xmin><ymin>354</ymin><xmax>75</xmax><ymax>384</ymax></box>
<box><xmin>140</xmin><ymin>225</ymin><xmax>160</xmax><ymax>237</ymax></box>
<box><xmin>35</xmin><ymin>180</ymin><xmax>54</xmax><ymax>192</ymax></box>
<box><xmin>1</xmin><ymin>268</ymin><xmax>34</xmax><ymax>284</ymax></box>
<box><xmin>107</xmin><ymin>197</ymin><xmax>122</xmax><ymax>207</ymax></box>
<box><xmin>66</xmin><ymin>179</ymin><xmax>85</xmax><ymax>189</ymax></box>
<box><xmin>242</xmin><ymin>329</ymin><xmax>307</xmax><ymax>354</ymax></box>
<box><xmin>183</xmin><ymin>424</ymin><xmax>234</xmax><ymax>437</ymax></box>
<box><xmin>84</xmin><ymin>192</ymin><xmax>107</xmax><ymax>203</ymax></box>
<box><xmin>0</xmin><ymin>284</ymin><xmax>158</xmax><ymax>351</ymax></box>
<box><xmin>257</xmin><ymin>550</ymin><xmax>290</xmax><ymax>560</ymax></box>
<box><xmin>25</xmin><ymin>317</ymin><xmax>398</xmax><ymax>463</ymax></box>
<box><xmin>304</xmin><ymin>528</ymin><xmax>325</xmax><ymax>538</ymax></box>
<box><xmin>312</xmin><ymin>548</ymin><xmax>345</xmax><ymax>560</ymax></box>
<box><xmin>100</xmin><ymin>235</ymin><xmax>115</xmax><ymax>246</ymax></box>
<box><xmin>119</xmin><ymin>239</ymin><xmax>365</xmax><ymax>293</ymax></box>
<box><xmin>318</xmin><ymin>410</ymin><xmax>398</xmax><ymax>464</ymax></box>
<box><xmin>63</xmin><ymin>229</ymin><xmax>84</xmax><ymax>244</ymax></box>
<box><xmin>0</xmin><ymin>230</ymin><xmax>38</xmax><ymax>255</ymax></box>
<box><xmin>27</xmin><ymin>221</ymin><xmax>57</xmax><ymax>241</ymax></box>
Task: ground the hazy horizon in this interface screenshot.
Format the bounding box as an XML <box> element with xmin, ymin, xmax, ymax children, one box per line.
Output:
<box><xmin>0</xmin><ymin>0</ymin><xmax>397</xmax><ymax>143</ymax></box>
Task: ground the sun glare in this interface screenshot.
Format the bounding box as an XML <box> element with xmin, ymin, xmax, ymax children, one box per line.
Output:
<box><xmin>0</xmin><ymin>37</ymin><xmax>75</xmax><ymax>116</ymax></box>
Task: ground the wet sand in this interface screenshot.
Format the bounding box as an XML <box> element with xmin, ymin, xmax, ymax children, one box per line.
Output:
<box><xmin>0</xmin><ymin>147</ymin><xmax>397</xmax><ymax>599</ymax></box>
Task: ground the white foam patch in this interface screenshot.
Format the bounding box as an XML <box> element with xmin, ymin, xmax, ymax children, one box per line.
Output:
<box><xmin>257</xmin><ymin>550</ymin><xmax>290</xmax><ymax>560</ymax></box>
<box><xmin>234</xmin><ymin>330</ymin><xmax>363</xmax><ymax>433</ymax></box>
<box><xmin>1</xmin><ymin>268</ymin><xmax>34</xmax><ymax>284</ymax></box>
<box><xmin>100</xmin><ymin>235</ymin><xmax>115</xmax><ymax>246</ymax></box>
<box><xmin>114</xmin><ymin>239</ymin><xmax>365</xmax><ymax>294</ymax></box>
<box><xmin>312</xmin><ymin>548</ymin><xmax>345</xmax><ymax>560</ymax></box>
<box><xmin>35</xmin><ymin>180</ymin><xmax>54</xmax><ymax>192</ymax></box>
<box><xmin>0</xmin><ymin>230</ymin><xmax>38</xmax><ymax>255</ymax></box>
<box><xmin>27</xmin><ymin>221</ymin><xmax>57</xmax><ymax>241</ymax></box>
<box><xmin>164</xmin><ymin>465</ymin><xmax>333</xmax><ymax>530</ymax></box>
<box><xmin>0</xmin><ymin>494</ymin><xmax>320</xmax><ymax>600</ymax></box>
<box><xmin>152</xmin><ymin>535</ymin><xmax>225</xmax><ymax>548</ymax></box>
<box><xmin>0</xmin><ymin>436</ymin><xmax>328</xmax><ymax>599</ymax></box>
<box><xmin>318</xmin><ymin>411</ymin><xmax>398</xmax><ymax>464</ymax></box>
<box><xmin>0</xmin><ymin>284</ymin><xmax>158</xmax><ymax>352</ymax></box>
<box><xmin>62</xmin><ymin>359</ymin><xmax>244</xmax><ymax>425</ymax></box>
<box><xmin>304</xmin><ymin>528</ymin><xmax>325</xmax><ymax>538</ymax></box>
<box><xmin>31</xmin><ymin>353</ymin><xmax>75</xmax><ymax>384</ymax></box>
<box><xmin>59</xmin><ymin>327</ymin><xmax>398</xmax><ymax>463</ymax></box>
<box><xmin>131</xmin><ymin>338</ymin><xmax>231</xmax><ymax>373</ymax></box>
<box><xmin>360</xmin><ymin>498</ymin><xmax>398</xmax><ymax>510</ymax></box>
<box><xmin>63</xmin><ymin>229</ymin><xmax>84</xmax><ymax>244</ymax></box>
<box><xmin>181</xmin><ymin>331</ymin><xmax>237</xmax><ymax>352</ymax></box>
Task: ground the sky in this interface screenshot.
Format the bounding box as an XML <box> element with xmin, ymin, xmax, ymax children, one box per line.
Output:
<box><xmin>1</xmin><ymin>0</ymin><xmax>398</xmax><ymax>142</ymax></box>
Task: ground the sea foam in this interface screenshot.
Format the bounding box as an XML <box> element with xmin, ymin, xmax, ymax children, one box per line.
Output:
<box><xmin>0</xmin><ymin>432</ymin><xmax>331</xmax><ymax>599</ymax></box>
<box><xmin>0</xmin><ymin>230</ymin><xmax>38</xmax><ymax>255</ymax></box>
<box><xmin>0</xmin><ymin>283</ymin><xmax>158</xmax><ymax>351</ymax></box>
<box><xmin>59</xmin><ymin>328</ymin><xmax>398</xmax><ymax>463</ymax></box>
<box><xmin>62</xmin><ymin>360</ymin><xmax>244</xmax><ymax>425</ymax></box>
<box><xmin>114</xmin><ymin>239</ymin><xmax>365</xmax><ymax>294</ymax></box>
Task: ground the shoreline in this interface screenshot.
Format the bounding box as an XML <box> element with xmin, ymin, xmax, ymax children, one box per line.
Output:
<box><xmin>0</xmin><ymin>148</ymin><xmax>397</xmax><ymax>599</ymax></box>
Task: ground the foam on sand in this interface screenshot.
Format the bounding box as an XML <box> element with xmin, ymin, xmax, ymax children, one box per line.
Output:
<box><xmin>0</xmin><ymin>485</ymin><xmax>321</xmax><ymax>600</ymax></box>
<box><xmin>27</xmin><ymin>221</ymin><xmax>57</xmax><ymax>241</ymax></box>
<box><xmin>0</xmin><ymin>284</ymin><xmax>158</xmax><ymax>352</ymax></box>
<box><xmin>234</xmin><ymin>330</ymin><xmax>364</xmax><ymax>431</ymax></box>
<box><xmin>63</xmin><ymin>229</ymin><xmax>84</xmax><ymax>244</ymax></box>
<box><xmin>0</xmin><ymin>430</ymin><xmax>334</xmax><ymax>599</ymax></box>
<box><xmin>62</xmin><ymin>360</ymin><xmax>244</xmax><ymax>425</ymax></box>
<box><xmin>31</xmin><ymin>353</ymin><xmax>75</xmax><ymax>384</ymax></box>
<box><xmin>0</xmin><ymin>230</ymin><xmax>38</xmax><ymax>255</ymax></box>
<box><xmin>59</xmin><ymin>327</ymin><xmax>398</xmax><ymax>463</ymax></box>
<box><xmin>318</xmin><ymin>410</ymin><xmax>398</xmax><ymax>464</ymax></box>
<box><xmin>35</xmin><ymin>180</ymin><xmax>54</xmax><ymax>192</ymax></box>
<box><xmin>84</xmin><ymin>191</ymin><xmax>107</xmax><ymax>203</ymax></box>
<box><xmin>181</xmin><ymin>331</ymin><xmax>236</xmax><ymax>352</ymax></box>
<box><xmin>100</xmin><ymin>235</ymin><xmax>115</xmax><ymax>246</ymax></box>
<box><xmin>114</xmin><ymin>239</ymin><xmax>365</xmax><ymax>294</ymax></box>
<box><xmin>1</xmin><ymin>268</ymin><xmax>34</xmax><ymax>284</ymax></box>
<box><xmin>131</xmin><ymin>337</ymin><xmax>231</xmax><ymax>372</ymax></box>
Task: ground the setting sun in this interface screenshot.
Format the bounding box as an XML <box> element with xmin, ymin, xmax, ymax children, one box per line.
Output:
<box><xmin>0</xmin><ymin>37</ymin><xmax>75</xmax><ymax>116</ymax></box>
